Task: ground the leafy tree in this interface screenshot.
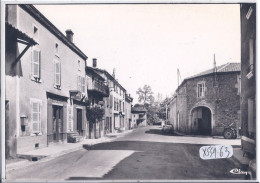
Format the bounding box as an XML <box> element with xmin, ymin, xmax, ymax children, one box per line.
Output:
<box><xmin>136</xmin><ymin>85</ymin><xmax>154</xmax><ymax>105</ymax></box>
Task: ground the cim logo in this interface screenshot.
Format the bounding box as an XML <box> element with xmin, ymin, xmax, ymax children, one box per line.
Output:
<box><xmin>230</xmin><ymin>168</ymin><xmax>248</xmax><ymax>175</ymax></box>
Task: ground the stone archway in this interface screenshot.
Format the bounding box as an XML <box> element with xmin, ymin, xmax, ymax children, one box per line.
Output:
<box><xmin>189</xmin><ymin>102</ymin><xmax>215</xmax><ymax>136</ymax></box>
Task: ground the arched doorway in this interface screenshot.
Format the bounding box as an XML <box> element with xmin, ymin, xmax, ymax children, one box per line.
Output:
<box><xmin>191</xmin><ymin>106</ymin><xmax>212</xmax><ymax>135</ymax></box>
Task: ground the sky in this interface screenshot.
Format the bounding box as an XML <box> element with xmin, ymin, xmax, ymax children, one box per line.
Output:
<box><xmin>35</xmin><ymin>4</ymin><xmax>241</xmax><ymax>104</ymax></box>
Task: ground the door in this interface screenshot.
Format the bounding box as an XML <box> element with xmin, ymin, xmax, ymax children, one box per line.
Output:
<box><xmin>77</xmin><ymin>109</ymin><xmax>83</xmax><ymax>136</ymax></box>
<box><xmin>53</xmin><ymin>106</ymin><xmax>63</xmax><ymax>142</ymax></box>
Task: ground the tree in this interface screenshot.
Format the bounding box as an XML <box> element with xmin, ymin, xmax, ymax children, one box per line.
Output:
<box><xmin>157</xmin><ymin>97</ymin><xmax>171</xmax><ymax>120</ymax></box>
<box><xmin>136</xmin><ymin>85</ymin><xmax>154</xmax><ymax>105</ymax></box>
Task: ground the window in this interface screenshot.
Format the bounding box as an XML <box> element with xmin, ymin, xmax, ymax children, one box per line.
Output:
<box><xmin>81</xmin><ymin>77</ymin><xmax>86</xmax><ymax>93</ymax></box>
<box><xmin>119</xmin><ymin>100</ymin><xmax>122</xmax><ymax>111</ymax></box>
<box><xmin>33</xmin><ymin>25</ymin><xmax>39</xmax><ymax>41</ymax></box>
<box><xmin>31</xmin><ymin>48</ymin><xmax>41</xmax><ymax>79</ymax></box>
<box><xmin>197</xmin><ymin>82</ymin><xmax>205</xmax><ymax>98</ymax></box>
<box><xmin>77</xmin><ymin>76</ymin><xmax>86</xmax><ymax>93</ymax></box>
<box><xmin>78</xmin><ymin>60</ymin><xmax>81</xmax><ymax>71</ymax></box>
<box><xmin>54</xmin><ymin>60</ymin><xmax>61</xmax><ymax>87</ymax></box>
<box><xmin>31</xmin><ymin>101</ymin><xmax>41</xmax><ymax>133</ymax></box>
<box><xmin>55</xmin><ymin>43</ymin><xmax>59</xmax><ymax>55</ymax></box>
<box><xmin>123</xmin><ymin>102</ymin><xmax>125</xmax><ymax>112</ymax></box>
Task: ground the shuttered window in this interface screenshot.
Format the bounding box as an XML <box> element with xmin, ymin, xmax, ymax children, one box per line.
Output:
<box><xmin>77</xmin><ymin>76</ymin><xmax>86</xmax><ymax>93</ymax></box>
<box><xmin>82</xmin><ymin>77</ymin><xmax>86</xmax><ymax>93</ymax></box>
<box><xmin>31</xmin><ymin>49</ymin><xmax>40</xmax><ymax>78</ymax></box>
<box><xmin>197</xmin><ymin>82</ymin><xmax>205</xmax><ymax>98</ymax></box>
<box><xmin>77</xmin><ymin>76</ymin><xmax>82</xmax><ymax>91</ymax></box>
<box><xmin>54</xmin><ymin>60</ymin><xmax>61</xmax><ymax>86</ymax></box>
<box><xmin>32</xmin><ymin>102</ymin><xmax>41</xmax><ymax>133</ymax></box>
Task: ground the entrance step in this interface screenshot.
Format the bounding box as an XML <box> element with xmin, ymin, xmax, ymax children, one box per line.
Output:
<box><xmin>67</xmin><ymin>132</ymin><xmax>83</xmax><ymax>143</ymax></box>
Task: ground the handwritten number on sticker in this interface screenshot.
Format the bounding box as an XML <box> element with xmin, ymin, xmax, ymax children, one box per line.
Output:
<box><xmin>199</xmin><ymin>145</ymin><xmax>233</xmax><ymax>160</ymax></box>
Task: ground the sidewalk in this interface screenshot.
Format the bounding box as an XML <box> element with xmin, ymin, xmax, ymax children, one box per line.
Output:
<box><xmin>232</xmin><ymin>147</ymin><xmax>251</xmax><ymax>167</ymax></box>
<box><xmin>6</xmin><ymin>129</ymin><xmax>133</xmax><ymax>173</ymax></box>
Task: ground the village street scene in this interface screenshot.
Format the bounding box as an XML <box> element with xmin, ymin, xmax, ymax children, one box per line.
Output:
<box><xmin>3</xmin><ymin>3</ymin><xmax>256</xmax><ymax>182</ymax></box>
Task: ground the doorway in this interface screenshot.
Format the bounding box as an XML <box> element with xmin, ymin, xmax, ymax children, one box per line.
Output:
<box><xmin>192</xmin><ymin>106</ymin><xmax>212</xmax><ymax>135</ymax></box>
<box><xmin>77</xmin><ymin>109</ymin><xmax>83</xmax><ymax>136</ymax></box>
<box><xmin>53</xmin><ymin>105</ymin><xmax>63</xmax><ymax>142</ymax></box>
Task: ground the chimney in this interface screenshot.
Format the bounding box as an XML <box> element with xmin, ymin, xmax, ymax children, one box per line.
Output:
<box><xmin>93</xmin><ymin>58</ymin><xmax>97</xmax><ymax>68</ymax></box>
<box><xmin>65</xmin><ymin>29</ymin><xmax>74</xmax><ymax>42</ymax></box>
<box><xmin>112</xmin><ymin>68</ymin><xmax>116</xmax><ymax>78</ymax></box>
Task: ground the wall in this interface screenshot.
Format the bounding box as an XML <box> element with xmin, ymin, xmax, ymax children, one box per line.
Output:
<box><xmin>6</xmin><ymin>5</ymin><xmax>87</xmax><ymax>154</ymax></box>
<box><xmin>177</xmin><ymin>72</ymin><xmax>240</xmax><ymax>136</ymax></box>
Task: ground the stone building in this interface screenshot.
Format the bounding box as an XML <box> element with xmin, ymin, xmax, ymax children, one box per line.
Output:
<box><xmin>240</xmin><ymin>4</ymin><xmax>256</xmax><ymax>156</ymax></box>
<box><xmin>5</xmin><ymin>5</ymin><xmax>88</xmax><ymax>157</ymax></box>
<box><xmin>168</xmin><ymin>62</ymin><xmax>241</xmax><ymax>136</ymax></box>
<box><xmin>132</xmin><ymin>106</ymin><xmax>147</xmax><ymax>127</ymax></box>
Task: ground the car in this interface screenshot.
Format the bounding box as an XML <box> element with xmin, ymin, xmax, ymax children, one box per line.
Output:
<box><xmin>162</xmin><ymin>122</ymin><xmax>174</xmax><ymax>134</ymax></box>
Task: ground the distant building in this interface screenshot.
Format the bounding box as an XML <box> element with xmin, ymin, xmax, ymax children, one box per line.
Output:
<box><xmin>132</xmin><ymin>105</ymin><xmax>147</xmax><ymax>127</ymax></box>
<box><xmin>240</xmin><ymin>4</ymin><xmax>256</xmax><ymax>156</ymax></box>
<box><xmin>5</xmin><ymin>5</ymin><xmax>88</xmax><ymax>157</ymax></box>
<box><xmin>87</xmin><ymin>67</ymin><xmax>128</xmax><ymax>132</ymax></box>
<box><xmin>168</xmin><ymin>63</ymin><xmax>241</xmax><ymax>136</ymax></box>
<box><xmin>86</xmin><ymin>59</ymin><xmax>109</xmax><ymax>139</ymax></box>
<box><xmin>125</xmin><ymin>94</ymin><xmax>133</xmax><ymax>130</ymax></box>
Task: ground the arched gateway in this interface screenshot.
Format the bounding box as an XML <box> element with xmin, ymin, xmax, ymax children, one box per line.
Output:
<box><xmin>189</xmin><ymin>104</ymin><xmax>214</xmax><ymax>136</ymax></box>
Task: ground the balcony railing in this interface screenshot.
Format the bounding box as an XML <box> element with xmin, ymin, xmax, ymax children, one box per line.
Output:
<box><xmin>88</xmin><ymin>80</ymin><xmax>109</xmax><ymax>96</ymax></box>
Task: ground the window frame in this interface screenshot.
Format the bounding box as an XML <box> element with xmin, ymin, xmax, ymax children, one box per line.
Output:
<box><xmin>54</xmin><ymin>59</ymin><xmax>61</xmax><ymax>88</ymax></box>
<box><xmin>30</xmin><ymin>98</ymin><xmax>42</xmax><ymax>134</ymax></box>
<box><xmin>31</xmin><ymin>47</ymin><xmax>41</xmax><ymax>82</ymax></box>
<box><xmin>197</xmin><ymin>81</ymin><xmax>206</xmax><ymax>98</ymax></box>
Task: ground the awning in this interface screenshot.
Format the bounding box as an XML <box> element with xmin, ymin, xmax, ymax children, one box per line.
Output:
<box><xmin>6</xmin><ymin>22</ymin><xmax>38</xmax><ymax>46</ymax></box>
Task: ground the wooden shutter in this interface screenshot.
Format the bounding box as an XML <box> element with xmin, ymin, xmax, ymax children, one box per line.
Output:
<box><xmin>82</xmin><ymin>77</ymin><xmax>86</xmax><ymax>93</ymax></box>
<box><xmin>32</xmin><ymin>50</ymin><xmax>40</xmax><ymax>78</ymax></box>
<box><xmin>32</xmin><ymin>102</ymin><xmax>40</xmax><ymax>133</ymax></box>
<box><xmin>55</xmin><ymin>61</ymin><xmax>61</xmax><ymax>86</ymax></box>
<box><xmin>77</xmin><ymin>76</ymin><xmax>81</xmax><ymax>91</ymax></box>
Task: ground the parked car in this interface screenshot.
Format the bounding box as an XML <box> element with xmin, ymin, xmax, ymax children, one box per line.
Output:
<box><xmin>162</xmin><ymin>122</ymin><xmax>174</xmax><ymax>134</ymax></box>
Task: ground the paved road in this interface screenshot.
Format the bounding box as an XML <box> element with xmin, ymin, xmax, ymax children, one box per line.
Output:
<box><xmin>7</xmin><ymin>126</ymin><xmax>246</xmax><ymax>181</ymax></box>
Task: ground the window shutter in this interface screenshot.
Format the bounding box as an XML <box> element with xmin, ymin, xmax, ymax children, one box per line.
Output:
<box><xmin>77</xmin><ymin>76</ymin><xmax>81</xmax><ymax>91</ymax></box>
<box><xmin>55</xmin><ymin>61</ymin><xmax>61</xmax><ymax>86</ymax></box>
<box><xmin>82</xmin><ymin>77</ymin><xmax>86</xmax><ymax>93</ymax></box>
<box><xmin>33</xmin><ymin>50</ymin><xmax>40</xmax><ymax>77</ymax></box>
<box><xmin>32</xmin><ymin>102</ymin><xmax>40</xmax><ymax>132</ymax></box>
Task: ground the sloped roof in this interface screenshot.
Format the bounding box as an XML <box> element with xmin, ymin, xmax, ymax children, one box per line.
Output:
<box><xmin>6</xmin><ymin>22</ymin><xmax>38</xmax><ymax>45</ymax></box>
<box><xmin>186</xmin><ymin>62</ymin><xmax>240</xmax><ymax>80</ymax></box>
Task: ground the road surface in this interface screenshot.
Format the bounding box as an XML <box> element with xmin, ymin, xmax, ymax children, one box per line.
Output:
<box><xmin>6</xmin><ymin>126</ymin><xmax>246</xmax><ymax>181</ymax></box>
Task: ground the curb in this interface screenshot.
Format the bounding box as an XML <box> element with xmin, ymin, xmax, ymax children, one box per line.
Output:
<box><xmin>6</xmin><ymin>130</ymin><xmax>132</xmax><ymax>173</ymax></box>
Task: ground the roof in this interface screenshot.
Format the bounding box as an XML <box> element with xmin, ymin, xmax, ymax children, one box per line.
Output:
<box><xmin>6</xmin><ymin>22</ymin><xmax>38</xmax><ymax>45</ymax></box>
<box><xmin>186</xmin><ymin>63</ymin><xmax>240</xmax><ymax>80</ymax></box>
<box><xmin>132</xmin><ymin>106</ymin><xmax>147</xmax><ymax>113</ymax></box>
<box><xmin>19</xmin><ymin>5</ymin><xmax>87</xmax><ymax>60</ymax></box>
<box><xmin>89</xmin><ymin>67</ymin><xmax>126</xmax><ymax>91</ymax></box>
<box><xmin>177</xmin><ymin>62</ymin><xmax>240</xmax><ymax>91</ymax></box>
<box><xmin>86</xmin><ymin>67</ymin><xmax>105</xmax><ymax>81</ymax></box>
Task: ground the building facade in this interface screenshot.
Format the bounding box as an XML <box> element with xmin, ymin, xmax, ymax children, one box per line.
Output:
<box><xmin>86</xmin><ymin>59</ymin><xmax>109</xmax><ymax>139</ymax></box>
<box><xmin>168</xmin><ymin>63</ymin><xmax>241</xmax><ymax>136</ymax></box>
<box><xmin>5</xmin><ymin>5</ymin><xmax>88</xmax><ymax>157</ymax></box>
<box><xmin>125</xmin><ymin>93</ymin><xmax>133</xmax><ymax>130</ymax></box>
<box><xmin>132</xmin><ymin>106</ymin><xmax>147</xmax><ymax>127</ymax></box>
<box><xmin>240</xmin><ymin>4</ymin><xmax>256</xmax><ymax>156</ymax></box>
<box><xmin>87</xmin><ymin>67</ymin><xmax>127</xmax><ymax>133</ymax></box>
